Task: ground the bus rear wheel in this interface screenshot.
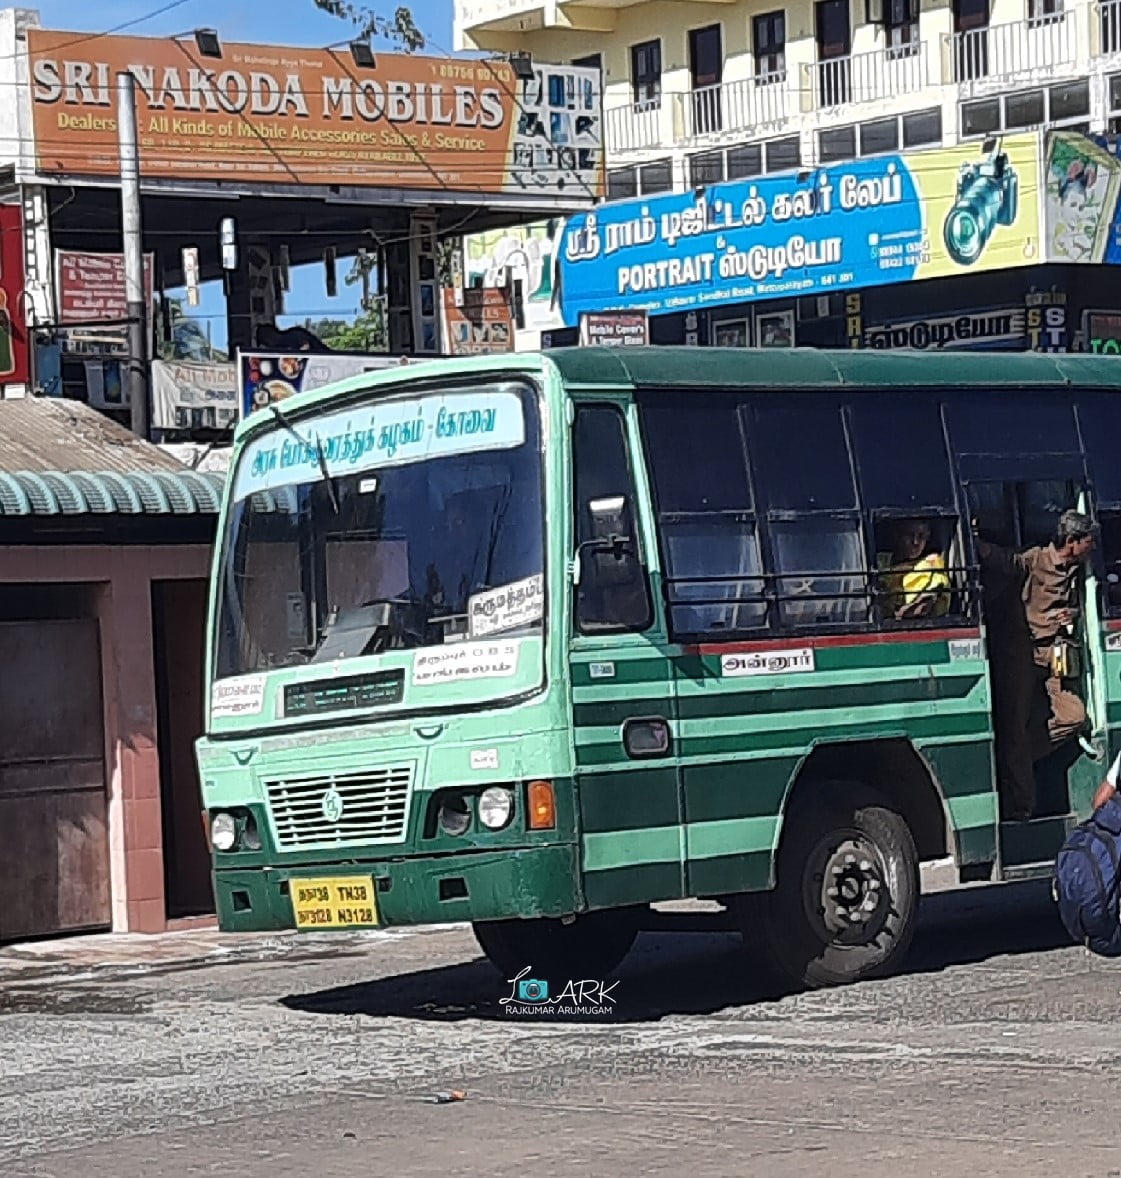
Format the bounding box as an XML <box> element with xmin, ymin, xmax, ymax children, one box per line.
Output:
<box><xmin>473</xmin><ymin>909</ymin><xmax>639</xmax><ymax>985</ymax></box>
<box><xmin>738</xmin><ymin>784</ymin><xmax>919</xmax><ymax>989</ymax></box>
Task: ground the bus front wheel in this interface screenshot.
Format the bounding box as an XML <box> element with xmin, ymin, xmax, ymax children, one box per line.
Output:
<box><xmin>473</xmin><ymin>909</ymin><xmax>639</xmax><ymax>985</ymax></box>
<box><xmin>738</xmin><ymin>784</ymin><xmax>919</xmax><ymax>989</ymax></box>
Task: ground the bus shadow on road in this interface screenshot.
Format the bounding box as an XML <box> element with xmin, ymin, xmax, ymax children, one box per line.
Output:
<box><xmin>281</xmin><ymin>879</ymin><xmax>1074</xmax><ymax>1025</ymax></box>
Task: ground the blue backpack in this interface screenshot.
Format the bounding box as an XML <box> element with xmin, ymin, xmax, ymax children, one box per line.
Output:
<box><xmin>1054</xmin><ymin>796</ymin><xmax>1121</xmax><ymax>957</ymax></box>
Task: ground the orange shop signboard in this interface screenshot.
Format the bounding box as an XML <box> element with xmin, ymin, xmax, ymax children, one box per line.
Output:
<box><xmin>26</xmin><ymin>30</ymin><xmax>604</xmax><ymax>199</ymax></box>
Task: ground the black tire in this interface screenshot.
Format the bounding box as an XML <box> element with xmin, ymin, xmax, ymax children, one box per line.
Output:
<box><xmin>737</xmin><ymin>783</ymin><xmax>919</xmax><ymax>989</ymax></box>
<box><xmin>473</xmin><ymin>908</ymin><xmax>639</xmax><ymax>984</ymax></box>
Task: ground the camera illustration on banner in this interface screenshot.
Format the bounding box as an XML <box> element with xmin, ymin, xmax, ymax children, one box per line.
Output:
<box><xmin>943</xmin><ymin>140</ymin><xmax>1020</xmax><ymax>267</ymax></box>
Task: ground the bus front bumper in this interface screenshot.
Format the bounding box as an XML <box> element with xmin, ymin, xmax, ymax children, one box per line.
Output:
<box><xmin>212</xmin><ymin>844</ymin><xmax>581</xmax><ymax>933</ymax></box>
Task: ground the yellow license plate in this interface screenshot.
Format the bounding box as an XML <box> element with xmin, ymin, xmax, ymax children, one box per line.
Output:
<box><xmin>291</xmin><ymin>875</ymin><xmax>378</xmax><ymax>930</ymax></box>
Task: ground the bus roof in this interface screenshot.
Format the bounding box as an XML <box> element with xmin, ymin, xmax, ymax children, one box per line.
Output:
<box><xmin>544</xmin><ymin>346</ymin><xmax>1121</xmax><ymax>392</ymax></box>
<box><xmin>233</xmin><ymin>347</ymin><xmax>1121</xmax><ymax>444</ymax></box>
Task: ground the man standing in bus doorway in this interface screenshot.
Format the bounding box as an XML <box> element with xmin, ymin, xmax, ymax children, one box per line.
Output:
<box><xmin>974</xmin><ymin>510</ymin><xmax>1096</xmax><ymax>822</ymax></box>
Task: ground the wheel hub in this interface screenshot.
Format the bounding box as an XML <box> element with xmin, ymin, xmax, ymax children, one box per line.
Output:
<box><xmin>813</xmin><ymin>837</ymin><xmax>887</xmax><ymax>941</ymax></box>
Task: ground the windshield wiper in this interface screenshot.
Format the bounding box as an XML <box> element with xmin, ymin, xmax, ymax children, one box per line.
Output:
<box><xmin>267</xmin><ymin>401</ymin><xmax>340</xmax><ymax>514</ymax></box>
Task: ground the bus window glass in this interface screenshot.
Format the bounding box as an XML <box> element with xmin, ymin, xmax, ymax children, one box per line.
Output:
<box><xmin>751</xmin><ymin>400</ymin><xmax>857</xmax><ymax>511</ymax></box>
<box><xmin>215</xmin><ymin>381</ymin><xmax>545</xmax><ymax>678</ymax></box>
<box><xmin>640</xmin><ymin>395</ymin><xmax>765</xmax><ymax>637</ymax></box>
<box><xmin>1020</xmin><ymin>480</ymin><xmax>1075</xmax><ymax>546</ymax></box>
<box><xmin>946</xmin><ymin>397</ymin><xmax>1080</xmax><ymax>456</ymax></box>
<box><xmin>849</xmin><ymin>397</ymin><xmax>955</xmax><ymax>510</ymax></box>
<box><xmin>1098</xmin><ymin>511</ymin><xmax>1121</xmax><ymax>614</ymax></box>
<box><xmin>771</xmin><ymin>518</ymin><xmax>867</xmax><ymax>627</ymax></box>
<box><xmin>1079</xmin><ymin>397</ymin><xmax>1121</xmax><ymax>508</ymax></box>
<box><xmin>750</xmin><ymin>399</ymin><xmax>867</xmax><ymax>627</ymax></box>
<box><xmin>573</xmin><ymin>405</ymin><xmax>653</xmax><ymax>633</ymax></box>
<box><xmin>872</xmin><ymin>515</ymin><xmax>957</xmax><ymax>623</ymax></box>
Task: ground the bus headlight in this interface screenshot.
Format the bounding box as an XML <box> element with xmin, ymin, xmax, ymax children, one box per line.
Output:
<box><xmin>478</xmin><ymin>787</ymin><xmax>514</xmax><ymax>831</ymax></box>
<box><xmin>438</xmin><ymin>793</ymin><xmax>472</xmax><ymax>836</ymax></box>
<box><xmin>210</xmin><ymin>811</ymin><xmax>238</xmax><ymax>852</ymax></box>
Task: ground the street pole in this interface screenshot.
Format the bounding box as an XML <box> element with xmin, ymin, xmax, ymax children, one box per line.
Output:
<box><xmin>117</xmin><ymin>71</ymin><xmax>149</xmax><ymax>440</ymax></box>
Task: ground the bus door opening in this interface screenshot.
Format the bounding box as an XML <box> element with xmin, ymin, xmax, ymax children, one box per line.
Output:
<box><xmin>966</xmin><ymin>479</ymin><xmax>1085</xmax><ymax>823</ymax></box>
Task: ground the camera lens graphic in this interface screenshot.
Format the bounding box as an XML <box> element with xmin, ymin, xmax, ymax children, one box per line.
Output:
<box><xmin>523</xmin><ymin>981</ymin><xmax>544</xmax><ymax>1000</ymax></box>
<box><xmin>944</xmin><ymin>204</ymin><xmax>987</xmax><ymax>266</ymax></box>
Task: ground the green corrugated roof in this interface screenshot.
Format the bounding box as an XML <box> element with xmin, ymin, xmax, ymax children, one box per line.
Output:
<box><xmin>0</xmin><ymin>469</ymin><xmax>225</xmax><ymax>517</ymax></box>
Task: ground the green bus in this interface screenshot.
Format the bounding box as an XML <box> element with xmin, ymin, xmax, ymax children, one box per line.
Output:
<box><xmin>196</xmin><ymin>346</ymin><xmax>1121</xmax><ymax>990</ymax></box>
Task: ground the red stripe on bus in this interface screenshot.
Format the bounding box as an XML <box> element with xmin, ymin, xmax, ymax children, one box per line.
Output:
<box><xmin>1106</xmin><ymin>620</ymin><xmax>1121</xmax><ymax>632</ymax></box>
<box><xmin>686</xmin><ymin>628</ymin><xmax>983</xmax><ymax>656</ymax></box>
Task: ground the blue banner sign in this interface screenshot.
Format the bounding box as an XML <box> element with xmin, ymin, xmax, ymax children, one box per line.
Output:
<box><xmin>557</xmin><ymin>135</ymin><xmax>1041</xmax><ymax>323</ymax></box>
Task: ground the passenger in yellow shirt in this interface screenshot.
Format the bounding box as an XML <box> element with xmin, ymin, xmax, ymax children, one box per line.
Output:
<box><xmin>881</xmin><ymin>519</ymin><xmax>951</xmax><ymax>620</ymax></box>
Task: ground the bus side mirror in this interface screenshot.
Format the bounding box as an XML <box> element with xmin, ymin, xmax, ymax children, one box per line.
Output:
<box><xmin>575</xmin><ymin>496</ymin><xmax>641</xmax><ymax>589</ymax></box>
<box><xmin>588</xmin><ymin>495</ymin><xmax>628</xmax><ymax>544</ymax></box>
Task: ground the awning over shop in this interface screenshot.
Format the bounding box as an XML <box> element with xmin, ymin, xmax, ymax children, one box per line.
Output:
<box><xmin>0</xmin><ymin>469</ymin><xmax>223</xmax><ymax>517</ymax></box>
<box><xmin>0</xmin><ymin>398</ymin><xmax>223</xmax><ymax>518</ymax></box>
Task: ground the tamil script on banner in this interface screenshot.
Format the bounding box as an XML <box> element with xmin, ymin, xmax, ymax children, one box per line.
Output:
<box><xmin>152</xmin><ymin>360</ymin><xmax>238</xmax><ymax>431</ymax></box>
<box><xmin>557</xmin><ymin>134</ymin><xmax>1042</xmax><ymax>323</ymax></box>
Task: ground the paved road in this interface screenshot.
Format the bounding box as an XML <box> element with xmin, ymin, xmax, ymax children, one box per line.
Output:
<box><xmin>2</xmin><ymin>881</ymin><xmax>1121</xmax><ymax>1177</ymax></box>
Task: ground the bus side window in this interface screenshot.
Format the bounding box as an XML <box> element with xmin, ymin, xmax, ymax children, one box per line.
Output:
<box><xmin>572</xmin><ymin>404</ymin><xmax>653</xmax><ymax>634</ymax></box>
<box><xmin>750</xmin><ymin>398</ymin><xmax>868</xmax><ymax>628</ymax></box>
<box><xmin>849</xmin><ymin>396</ymin><xmax>966</xmax><ymax>627</ymax></box>
<box><xmin>872</xmin><ymin>515</ymin><xmax>956</xmax><ymax>623</ymax></box>
<box><xmin>639</xmin><ymin>394</ymin><xmax>765</xmax><ymax>639</ymax></box>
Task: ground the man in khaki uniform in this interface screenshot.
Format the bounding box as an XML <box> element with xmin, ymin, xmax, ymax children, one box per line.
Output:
<box><xmin>975</xmin><ymin>510</ymin><xmax>1095</xmax><ymax>822</ymax></box>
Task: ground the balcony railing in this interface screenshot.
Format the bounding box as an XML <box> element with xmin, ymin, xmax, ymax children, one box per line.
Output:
<box><xmin>804</xmin><ymin>44</ymin><xmax>928</xmax><ymax>109</ymax></box>
<box><xmin>944</xmin><ymin>14</ymin><xmax>1076</xmax><ymax>84</ymax></box>
<box><xmin>604</xmin><ymin>99</ymin><xmax>666</xmax><ymax>154</ymax></box>
<box><xmin>678</xmin><ymin>74</ymin><xmax>789</xmax><ymax>139</ymax></box>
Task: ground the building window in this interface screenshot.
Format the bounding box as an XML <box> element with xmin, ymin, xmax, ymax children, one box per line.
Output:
<box><xmin>630</xmin><ymin>39</ymin><xmax>662</xmax><ymax>107</ymax></box>
<box><xmin>961</xmin><ymin>97</ymin><xmax>1001</xmax><ymax>137</ymax></box>
<box><xmin>638</xmin><ymin>157</ymin><xmax>674</xmax><ymax>195</ymax></box>
<box><xmin>960</xmin><ymin>83</ymin><xmax>1087</xmax><ymax>138</ymax></box>
<box><xmin>953</xmin><ymin>0</ymin><xmax>991</xmax><ymax>82</ymax></box>
<box><xmin>1111</xmin><ymin>73</ymin><xmax>1121</xmax><ymax>111</ymax></box>
<box><xmin>818</xmin><ymin>125</ymin><xmax>857</xmax><ymax>163</ymax></box>
<box><xmin>1005</xmin><ymin>89</ymin><xmax>1045</xmax><ymax>129</ymax></box>
<box><xmin>754</xmin><ymin>11</ymin><xmax>787</xmax><ymax>80</ymax></box>
<box><xmin>1028</xmin><ymin>0</ymin><xmax>1062</xmax><ymax>25</ymax></box>
<box><xmin>1050</xmin><ymin>79</ymin><xmax>1089</xmax><ymax>122</ymax></box>
<box><xmin>727</xmin><ymin>143</ymin><xmax>764</xmax><ymax>178</ymax></box>
<box><xmin>765</xmin><ymin>136</ymin><xmax>801</xmax><ymax>172</ymax></box>
<box><xmin>885</xmin><ymin>0</ymin><xmax>920</xmax><ymax>56</ymax></box>
<box><xmin>688</xmin><ymin>24</ymin><xmax>724</xmax><ymax>134</ymax></box>
<box><xmin>902</xmin><ymin>107</ymin><xmax>943</xmax><ymax>147</ymax></box>
<box><xmin>689</xmin><ymin>149</ymin><xmax>725</xmax><ymax>188</ymax></box>
<box><xmin>860</xmin><ymin>116</ymin><xmax>899</xmax><ymax>155</ymax></box>
<box><xmin>607</xmin><ymin>167</ymin><xmax>638</xmax><ymax>200</ymax></box>
<box><xmin>1104</xmin><ymin>6</ymin><xmax>1121</xmax><ymax>55</ymax></box>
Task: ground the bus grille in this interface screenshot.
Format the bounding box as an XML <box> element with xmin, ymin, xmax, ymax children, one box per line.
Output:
<box><xmin>264</xmin><ymin>765</ymin><xmax>414</xmax><ymax>849</ymax></box>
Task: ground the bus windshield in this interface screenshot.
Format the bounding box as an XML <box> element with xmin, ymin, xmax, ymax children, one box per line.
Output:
<box><xmin>214</xmin><ymin>380</ymin><xmax>544</xmax><ymax>680</ymax></box>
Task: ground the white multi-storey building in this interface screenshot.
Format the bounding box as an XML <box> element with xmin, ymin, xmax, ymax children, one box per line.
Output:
<box><xmin>454</xmin><ymin>0</ymin><xmax>1121</xmax><ymax>353</ymax></box>
<box><xmin>457</xmin><ymin>0</ymin><xmax>1118</xmax><ymax>193</ymax></box>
